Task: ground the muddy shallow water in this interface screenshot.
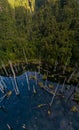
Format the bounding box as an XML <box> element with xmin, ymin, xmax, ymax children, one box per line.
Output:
<box><xmin>0</xmin><ymin>72</ymin><xmax>79</xmax><ymax>130</ymax></box>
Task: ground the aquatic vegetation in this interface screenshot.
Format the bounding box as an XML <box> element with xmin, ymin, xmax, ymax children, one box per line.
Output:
<box><xmin>29</xmin><ymin>75</ymin><xmax>36</xmax><ymax>80</ymax></box>
<box><xmin>70</xmin><ymin>106</ymin><xmax>79</xmax><ymax>112</ymax></box>
<box><xmin>48</xmin><ymin>84</ymin><xmax>54</xmax><ymax>89</ymax></box>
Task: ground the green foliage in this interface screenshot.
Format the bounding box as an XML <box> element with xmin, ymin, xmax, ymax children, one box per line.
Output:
<box><xmin>0</xmin><ymin>0</ymin><xmax>79</xmax><ymax>67</ymax></box>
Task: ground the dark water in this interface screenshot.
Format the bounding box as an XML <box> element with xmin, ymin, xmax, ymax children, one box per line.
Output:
<box><xmin>0</xmin><ymin>72</ymin><xmax>79</xmax><ymax>130</ymax></box>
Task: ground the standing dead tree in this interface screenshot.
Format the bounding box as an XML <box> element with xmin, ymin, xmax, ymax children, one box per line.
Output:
<box><xmin>9</xmin><ymin>61</ymin><xmax>20</xmax><ymax>95</ymax></box>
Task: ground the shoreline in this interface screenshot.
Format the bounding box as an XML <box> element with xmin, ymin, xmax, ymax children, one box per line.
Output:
<box><xmin>0</xmin><ymin>60</ymin><xmax>79</xmax><ymax>86</ymax></box>
<box><xmin>0</xmin><ymin>60</ymin><xmax>79</xmax><ymax>108</ymax></box>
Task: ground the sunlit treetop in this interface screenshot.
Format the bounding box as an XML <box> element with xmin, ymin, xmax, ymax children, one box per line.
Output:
<box><xmin>8</xmin><ymin>0</ymin><xmax>35</xmax><ymax>12</ymax></box>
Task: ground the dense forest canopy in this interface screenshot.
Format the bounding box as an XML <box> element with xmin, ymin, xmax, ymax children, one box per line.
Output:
<box><xmin>0</xmin><ymin>0</ymin><xmax>79</xmax><ymax>68</ymax></box>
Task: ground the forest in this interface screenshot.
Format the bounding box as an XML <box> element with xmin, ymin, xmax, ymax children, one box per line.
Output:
<box><xmin>0</xmin><ymin>0</ymin><xmax>79</xmax><ymax>69</ymax></box>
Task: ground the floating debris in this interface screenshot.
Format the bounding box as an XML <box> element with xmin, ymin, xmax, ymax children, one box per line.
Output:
<box><xmin>5</xmin><ymin>91</ymin><xmax>12</xmax><ymax>97</ymax></box>
<box><xmin>6</xmin><ymin>124</ymin><xmax>13</xmax><ymax>130</ymax></box>
<box><xmin>47</xmin><ymin>110</ymin><xmax>51</xmax><ymax>115</ymax></box>
<box><xmin>22</xmin><ymin>124</ymin><xmax>26</xmax><ymax>129</ymax></box>
<box><xmin>33</xmin><ymin>85</ymin><xmax>36</xmax><ymax>94</ymax></box>
<box><xmin>38</xmin><ymin>82</ymin><xmax>64</xmax><ymax>98</ymax></box>
<box><xmin>29</xmin><ymin>75</ymin><xmax>36</xmax><ymax>80</ymax></box>
<box><xmin>0</xmin><ymin>91</ymin><xmax>12</xmax><ymax>103</ymax></box>
<box><xmin>49</xmin><ymin>83</ymin><xmax>59</xmax><ymax>106</ymax></box>
<box><xmin>70</xmin><ymin>106</ymin><xmax>79</xmax><ymax>112</ymax></box>
<box><xmin>38</xmin><ymin>82</ymin><xmax>54</xmax><ymax>94</ymax></box>
<box><xmin>48</xmin><ymin>84</ymin><xmax>54</xmax><ymax>89</ymax></box>
<box><xmin>33</xmin><ymin>104</ymin><xmax>48</xmax><ymax>109</ymax></box>
<box><xmin>37</xmin><ymin>104</ymin><xmax>47</xmax><ymax>108</ymax></box>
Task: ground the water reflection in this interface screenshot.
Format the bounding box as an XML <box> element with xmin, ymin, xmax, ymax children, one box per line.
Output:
<box><xmin>0</xmin><ymin>72</ymin><xmax>79</xmax><ymax>130</ymax></box>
